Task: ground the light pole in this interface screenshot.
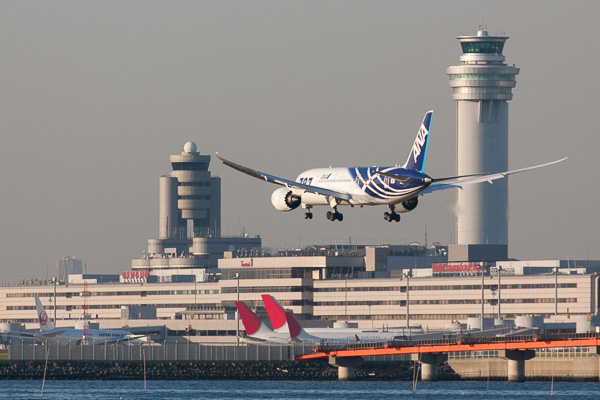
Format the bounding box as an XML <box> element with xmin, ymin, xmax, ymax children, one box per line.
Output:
<box><xmin>491</xmin><ymin>287</ymin><xmax>497</xmax><ymax>319</ymax></box>
<box><xmin>405</xmin><ymin>270</ymin><xmax>411</xmax><ymax>332</ymax></box>
<box><xmin>235</xmin><ymin>273</ymin><xmax>240</xmax><ymax>359</ymax></box>
<box><xmin>480</xmin><ymin>266</ymin><xmax>485</xmax><ymax>331</ymax></box>
<box><xmin>497</xmin><ymin>266</ymin><xmax>502</xmax><ymax>320</ymax></box>
<box><xmin>344</xmin><ymin>278</ymin><xmax>348</xmax><ymax>321</ymax></box>
<box><xmin>52</xmin><ymin>277</ymin><xmax>57</xmax><ymax>323</ymax></box>
<box><xmin>554</xmin><ymin>267</ymin><xmax>558</xmax><ymax>316</ymax></box>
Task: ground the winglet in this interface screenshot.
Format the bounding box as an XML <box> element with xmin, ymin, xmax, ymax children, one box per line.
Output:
<box><xmin>403</xmin><ymin>110</ymin><xmax>433</xmax><ymax>173</ymax></box>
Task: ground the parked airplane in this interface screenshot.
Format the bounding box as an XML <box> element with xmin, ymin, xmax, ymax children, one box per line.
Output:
<box><xmin>261</xmin><ymin>294</ymin><xmax>400</xmax><ymax>343</ymax></box>
<box><xmin>32</xmin><ymin>297</ymin><xmax>147</xmax><ymax>345</ymax></box>
<box><xmin>234</xmin><ymin>301</ymin><xmax>291</xmax><ymax>344</ymax></box>
<box><xmin>217</xmin><ymin>110</ymin><xmax>565</xmax><ymax>222</ymax></box>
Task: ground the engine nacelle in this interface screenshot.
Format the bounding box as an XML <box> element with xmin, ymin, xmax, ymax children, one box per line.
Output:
<box><xmin>270</xmin><ymin>187</ymin><xmax>302</xmax><ymax>212</ymax></box>
<box><xmin>392</xmin><ymin>197</ymin><xmax>419</xmax><ymax>214</ymax></box>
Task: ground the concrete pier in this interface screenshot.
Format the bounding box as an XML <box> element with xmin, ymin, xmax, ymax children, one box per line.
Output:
<box><xmin>328</xmin><ymin>355</ymin><xmax>364</xmax><ymax>380</ymax></box>
<box><xmin>499</xmin><ymin>349</ymin><xmax>535</xmax><ymax>382</ymax></box>
<box><xmin>411</xmin><ymin>353</ymin><xmax>448</xmax><ymax>381</ymax></box>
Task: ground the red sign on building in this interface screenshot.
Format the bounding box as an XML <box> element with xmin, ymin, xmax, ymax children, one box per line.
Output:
<box><xmin>432</xmin><ymin>262</ymin><xmax>486</xmax><ymax>275</ymax></box>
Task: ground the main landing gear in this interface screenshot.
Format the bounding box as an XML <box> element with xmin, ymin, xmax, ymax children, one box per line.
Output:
<box><xmin>326</xmin><ymin>210</ymin><xmax>343</xmax><ymax>222</ymax></box>
<box><xmin>304</xmin><ymin>205</ymin><xmax>342</xmax><ymax>221</ymax></box>
<box><xmin>384</xmin><ymin>210</ymin><xmax>400</xmax><ymax>222</ymax></box>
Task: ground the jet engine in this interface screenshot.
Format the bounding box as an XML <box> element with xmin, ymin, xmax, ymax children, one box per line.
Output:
<box><xmin>270</xmin><ymin>187</ymin><xmax>301</xmax><ymax>211</ymax></box>
<box><xmin>393</xmin><ymin>197</ymin><xmax>419</xmax><ymax>213</ymax></box>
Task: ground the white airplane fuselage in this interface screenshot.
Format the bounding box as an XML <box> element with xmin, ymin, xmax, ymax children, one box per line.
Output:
<box><xmin>35</xmin><ymin>328</ymin><xmax>147</xmax><ymax>344</ymax></box>
<box><xmin>33</xmin><ymin>296</ymin><xmax>147</xmax><ymax>344</ymax></box>
<box><xmin>294</xmin><ymin>166</ymin><xmax>430</xmax><ymax>207</ymax></box>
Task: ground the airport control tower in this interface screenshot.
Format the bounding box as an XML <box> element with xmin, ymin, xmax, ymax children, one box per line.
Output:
<box><xmin>161</xmin><ymin>141</ymin><xmax>221</xmax><ymax>239</ymax></box>
<box><xmin>131</xmin><ymin>142</ymin><xmax>260</xmax><ymax>275</ymax></box>
<box><xmin>447</xmin><ymin>29</ymin><xmax>519</xmax><ymax>248</ymax></box>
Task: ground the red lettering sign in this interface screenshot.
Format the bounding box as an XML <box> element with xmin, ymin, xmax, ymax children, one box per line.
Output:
<box><xmin>432</xmin><ymin>263</ymin><xmax>485</xmax><ymax>273</ymax></box>
<box><xmin>240</xmin><ymin>258</ymin><xmax>254</xmax><ymax>267</ymax></box>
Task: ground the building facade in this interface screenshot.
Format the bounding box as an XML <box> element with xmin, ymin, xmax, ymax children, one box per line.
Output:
<box><xmin>1</xmin><ymin>253</ymin><xmax>598</xmax><ymax>342</ymax></box>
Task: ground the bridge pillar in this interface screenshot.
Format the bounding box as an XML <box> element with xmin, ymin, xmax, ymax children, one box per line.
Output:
<box><xmin>328</xmin><ymin>356</ymin><xmax>363</xmax><ymax>381</ymax></box>
<box><xmin>411</xmin><ymin>353</ymin><xmax>448</xmax><ymax>381</ymax></box>
<box><xmin>590</xmin><ymin>346</ymin><xmax>600</xmax><ymax>382</ymax></box>
<box><xmin>499</xmin><ymin>349</ymin><xmax>535</xmax><ymax>382</ymax></box>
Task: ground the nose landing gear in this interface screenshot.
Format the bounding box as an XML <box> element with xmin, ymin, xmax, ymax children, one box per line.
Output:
<box><xmin>304</xmin><ymin>206</ymin><xmax>313</xmax><ymax>219</ymax></box>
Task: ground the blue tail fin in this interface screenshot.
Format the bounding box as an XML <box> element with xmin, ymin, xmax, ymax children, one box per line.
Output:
<box><xmin>403</xmin><ymin>110</ymin><xmax>433</xmax><ymax>172</ymax></box>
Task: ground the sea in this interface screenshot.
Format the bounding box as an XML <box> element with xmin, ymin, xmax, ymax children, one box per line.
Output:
<box><xmin>0</xmin><ymin>380</ymin><xmax>598</xmax><ymax>400</ymax></box>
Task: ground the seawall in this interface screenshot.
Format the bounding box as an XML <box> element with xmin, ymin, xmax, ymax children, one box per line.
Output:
<box><xmin>0</xmin><ymin>360</ymin><xmax>455</xmax><ymax>381</ymax></box>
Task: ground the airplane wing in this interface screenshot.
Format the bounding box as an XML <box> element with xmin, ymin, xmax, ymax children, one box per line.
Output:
<box><xmin>113</xmin><ymin>335</ymin><xmax>148</xmax><ymax>345</ymax></box>
<box><xmin>216</xmin><ymin>153</ymin><xmax>351</xmax><ymax>201</ymax></box>
<box><xmin>37</xmin><ymin>330</ymin><xmax>68</xmax><ymax>338</ymax></box>
<box><xmin>422</xmin><ymin>157</ymin><xmax>567</xmax><ymax>194</ymax></box>
<box><xmin>1</xmin><ymin>331</ymin><xmax>40</xmax><ymax>341</ymax></box>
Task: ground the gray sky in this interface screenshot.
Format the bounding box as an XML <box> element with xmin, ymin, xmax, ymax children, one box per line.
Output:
<box><xmin>1</xmin><ymin>1</ymin><xmax>599</xmax><ymax>284</ymax></box>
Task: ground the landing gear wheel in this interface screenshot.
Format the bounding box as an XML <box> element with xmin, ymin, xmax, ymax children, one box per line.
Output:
<box><xmin>384</xmin><ymin>211</ymin><xmax>401</xmax><ymax>222</ymax></box>
<box><xmin>304</xmin><ymin>206</ymin><xmax>313</xmax><ymax>220</ymax></box>
<box><xmin>326</xmin><ymin>211</ymin><xmax>343</xmax><ymax>221</ymax></box>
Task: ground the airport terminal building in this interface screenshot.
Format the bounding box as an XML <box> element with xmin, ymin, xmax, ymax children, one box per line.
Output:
<box><xmin>1</xmin><ymin>249</ymin><xmax>599</xmax><ymax>342</ymax></box>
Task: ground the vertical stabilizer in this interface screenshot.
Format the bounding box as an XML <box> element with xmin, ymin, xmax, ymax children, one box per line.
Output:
<box><xmin>403</xmin><ymin>110</ymin><xmax>433</xmax><ymax>172</ymax></box>
<box><xmin>261</xmin><ymin>294</ymin><xmax>319</xmax><ymax>341</ymax></box>
<box><xmin>261</xmin><ymin>294</ymin><xmax>289</xmax><ymax>332</ymax></box>
<box><xmin>234</xmin><ymin>301</ymin><xmax>262</xmax><ymax>336</ymax></box>
<box><xmin>34</xmin><ymin>296</ymin><xmax>55</xmax><ymax>331</ymax></box>
<box><xmin>234</xmin><ymin>301</ymin><xmax>289</xmax><ymax>343</ymax></box>
<box><xmin>285</xmin><ymin>312</ymin><xmax>302</xmax><ymax>339</ymax></box>
<box><xmin>284</xmin><ymin>311</ymin><xmax>319</xmax><ymax>342</ymax></box>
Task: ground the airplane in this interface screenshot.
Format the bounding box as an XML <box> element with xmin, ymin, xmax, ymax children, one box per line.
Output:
<box><xmin>216</xmin><ymin>110</ymin><xmax>566</xmax><ymax>222</ymax></box>
<box><xmin>261</xmin><ymin>294</ymin><xmax>400</xmax><ymax>343</ymax></box>
<box><xmin>28</xmin><ymin>296</ymin><xmax>148</xmax><ymax>345</ymax></box>
<box><xmin>234</xmin><ymin>301</ymin><xmax>292</xmax><ymax>344</ymax></box>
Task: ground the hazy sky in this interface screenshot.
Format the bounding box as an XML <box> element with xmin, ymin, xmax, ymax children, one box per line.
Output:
<box><xmin>1</xmin><ymin>1</ymin><xmax>599</xmax><ymax>283</ymax></box>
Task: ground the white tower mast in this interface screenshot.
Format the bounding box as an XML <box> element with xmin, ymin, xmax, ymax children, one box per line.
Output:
<box><xmin>447</xmin><ymin>28</ymin><xmax>519</xmax><ymax>245</ymax></box>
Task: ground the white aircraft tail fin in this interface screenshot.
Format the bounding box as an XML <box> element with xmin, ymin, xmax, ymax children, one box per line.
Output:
<box><xmin>403</xmin><ymin>110</ymin><xmax>433</xmax><ymax>173</ymax></box>
<box><xmin>34</xmin><ymin>296</ymin><xmax>55</xmax><ymax>331</ymax></box>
